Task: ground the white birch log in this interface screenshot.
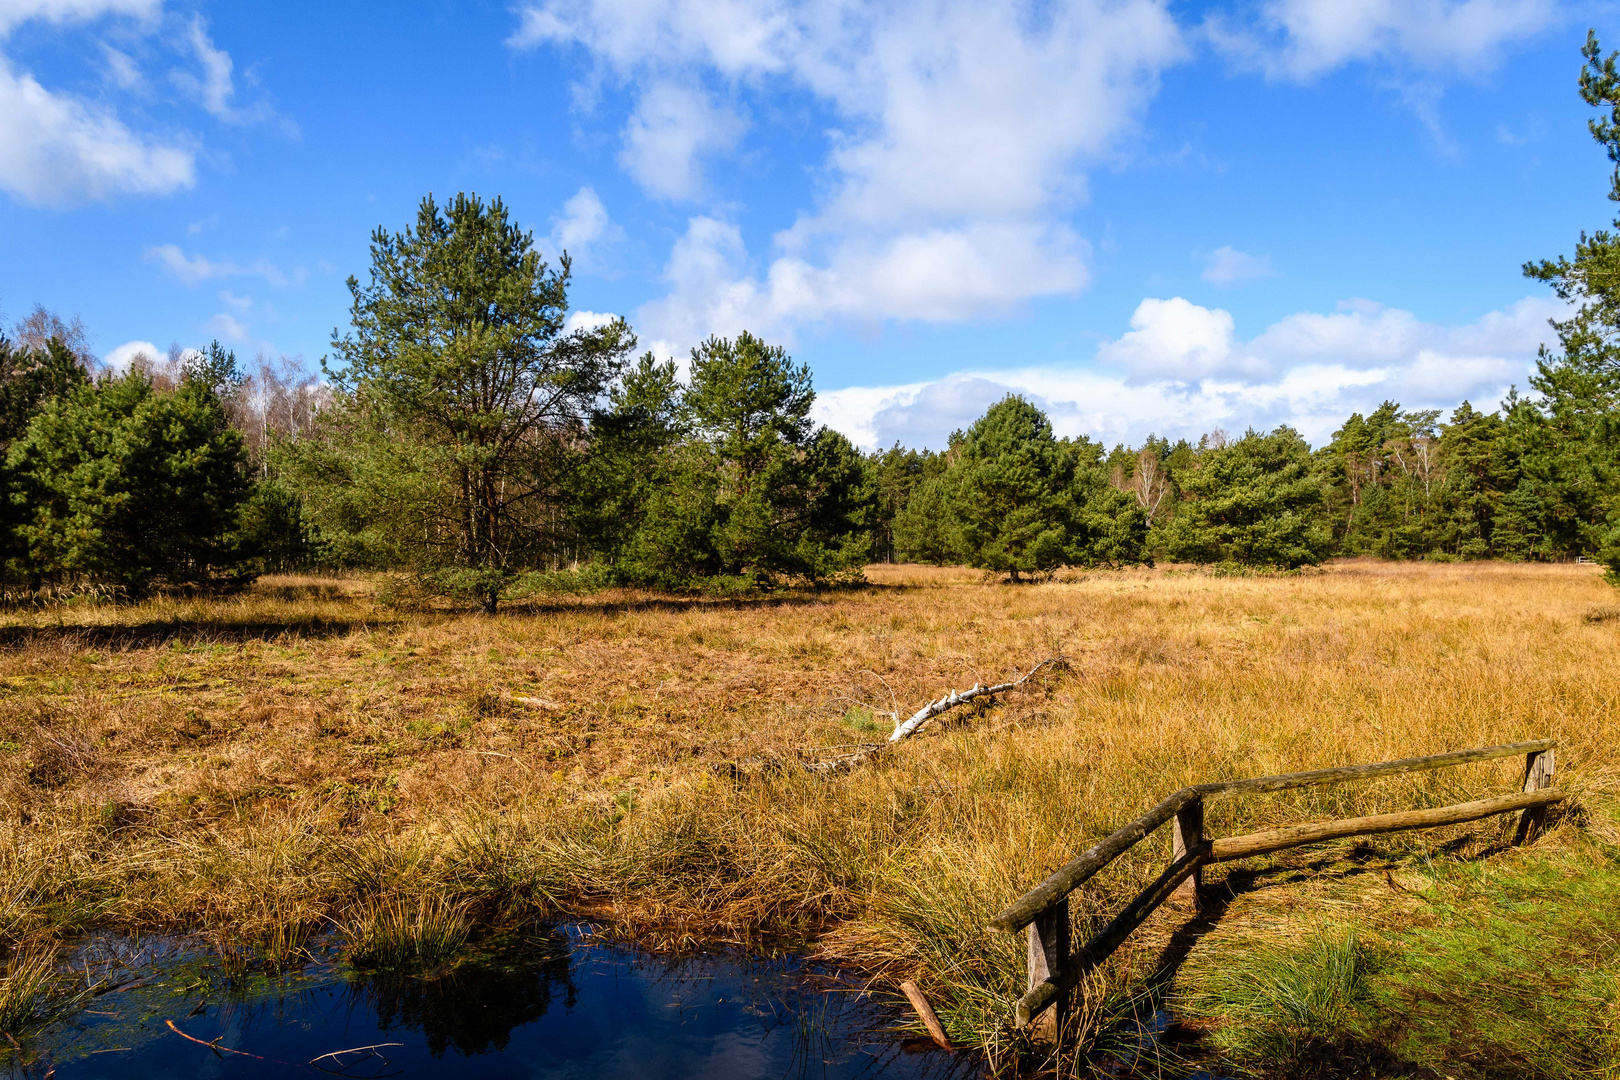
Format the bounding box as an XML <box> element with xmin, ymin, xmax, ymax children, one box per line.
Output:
<box><xmin>888</xmin><ymin>658</ymin><xmax>1060</xmax><ymax>743</ymax></box>
<box><xmin>803</xmin><ymin>658</ymin><xmax>1061</xmax><ymax>774</ymax></box>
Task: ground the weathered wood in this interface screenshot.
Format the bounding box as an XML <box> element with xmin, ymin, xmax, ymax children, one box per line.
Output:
<box><xmin>1193</xmin><ymin>740</ymin><xmax>1555</xmax><ymax>801</ymax></box>
<box><xmin>1025</xmin><ymin>897</ymin><xmax>1069</xmax><ymax>1036</ymax></box>
<box><xmin>888</xmin><ymin>658</ymin><xmax>1061</xmax><ymax>743</ymax></box>
<box><xmin>990</xmin><ymin>740</ymin><xmax>1556</xmax><ymax>935</ymax></box>
<box><xmin>988</xmin><ymin>787</ymin><xmax>1201</xmax><ymax>934</ymax></box>
<box><xmin>1513</xmin><ymin>748</ymin><xmax>1556</xmax><ymax>845</ymax></box>
<box><xmin>1015</xmin><ymin>841</ymin><xmax>1211</xmax><ymax>1027</ymax></box>
<box><xmin>1171</xmin><ymin>796</ymin><xmax>1204</xmax><ymax>907</ymax></box>
<box><xmin>1209</xmin><ymin>789</ymin><xmax>1565</xmax><ymax>863</ymax></box>
<box><xmin>806</xmin><ymin>657</ymin><xmax>1061</xmax><ymax>774</ymax></box>
<box><xmin>899</xmin><ymin>980</ymin><xmax>953</xmax><ymax>1050</ymax></box>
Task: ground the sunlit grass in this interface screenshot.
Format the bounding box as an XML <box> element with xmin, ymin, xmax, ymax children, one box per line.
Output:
<box><xmin>0</xmin><ymin>560</ymin><xmax>1615</xmax><ymax>1071</ymax></box>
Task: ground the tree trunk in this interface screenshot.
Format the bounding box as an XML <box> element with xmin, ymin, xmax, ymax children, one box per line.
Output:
<box><xmin>483</xmin><ymin>588</ymin><xmax>499</xmax><ymax>615</ymax></box>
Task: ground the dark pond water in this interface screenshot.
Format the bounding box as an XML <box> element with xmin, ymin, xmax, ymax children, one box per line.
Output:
<box><xmin>7</xmin><ymin>927</ymin><xmax>971</xmax><ymax>1080</ymax></box>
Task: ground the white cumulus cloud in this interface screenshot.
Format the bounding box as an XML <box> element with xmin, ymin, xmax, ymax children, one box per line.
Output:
<box><xmin>547</xmin><ymin>185</ymin><xmax>625</xmax><ymax>271</ymax></box>
<box><xmin>0</xmin><ymin>56</ymin><xmax>193</xmax><ymax>205</ymax></box>
<box><xmin>814</xmin><ymin>294</ymin><xmax>1566</xmax><ymax>451</ymax></box>
<box><xmin>0</xmin><ymin>1</ymin><xmax>279</xmax><ymax>207</ymax></box>
<box><xmin>618</xmin><ymin>81</ymin><xmax>744</xmax><ymax>201</ymax></box>
<box><xmin>512</xmin><ymin>0</ymin><xmax>1184</xmax><ymax>340</ymax></box>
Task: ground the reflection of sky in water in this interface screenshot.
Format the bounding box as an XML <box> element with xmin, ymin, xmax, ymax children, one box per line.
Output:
<box><xmin>17</xmin><ymin>928</ymin><xmax>967</xmax><ymax>1080</ymax></box>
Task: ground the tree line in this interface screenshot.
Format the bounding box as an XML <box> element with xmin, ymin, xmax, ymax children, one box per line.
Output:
<box><xmin>5</xmin><ymin>33</ymin><xmax>1620</xmax><ymax>605</ymax></box>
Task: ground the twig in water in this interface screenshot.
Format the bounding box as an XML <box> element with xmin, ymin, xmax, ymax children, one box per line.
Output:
<box><xmin>900</xmin><ymin>980</ymin><xmax>954</xmax><ymax>1050</ymax></box>
<box><xmin>164</xmin><ymin>1020</ymin><xmax>283</xmax><ymax>1064</ymax></box>
<box><xmin>310</xmin><ymin>1042</ymin><xmax>404</xmax><ymax>1073</ymax></box>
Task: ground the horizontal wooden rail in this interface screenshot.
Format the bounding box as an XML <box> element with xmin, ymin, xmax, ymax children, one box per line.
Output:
<box><xmin>992</xmin><ymin>739</ymin><xmax>1563</xmax><ymax>1031</ymax></box>
<box><xmin>1192</xmin><ymin>739</ymin><xmax>1555</xmax><ymax>800</ymax></box>
<box><xmin>1015</xmin><ymin>842</ymin><xmax>1211</xmax><ymax>1026</ymax></box>
<box><xmin>1210</xmin><ymin>789</ymin><xmax>1564</xmax><ymax>862</ymax></box>
<box><xmin>988</xmin><ymin>788</ymin><xmax>1200</xmax><ymax>934</ymax></box>
<box><xmin>988</xmin><ymin>739</ymin><xmax>1554</xmax><ymax>934</ymax></box>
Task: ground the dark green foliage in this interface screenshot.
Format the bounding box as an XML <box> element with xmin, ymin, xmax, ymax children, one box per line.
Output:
<box><xmin>893</xmin><ymin>472</ymin><xmax>962</xmax><ymax>565</ymax></box>
<box><xmin>289</xmin><ymin>192</ymin><xmax>635</xmax><ymax>611</ymax></box>
<box><xmin>1521</xmin><ymin>31</ymin><xmax>1620</xmax><ymax>582</ymax></box>
<box><xmin>893</xmin><ymin>396</ymin><xmax>1148</xmax><ymax>576</ymax></box>
<box><xmin>946</xmin><ymin>397</ymin><xmax>1073</xmax><ymax>579</ymax></box>
<box><xmin>235</xmin><ymin>480</ymin><xmax>317</xmax><ymax>573</ymax></box>
<box><xmin>0</xmin><ymin>334</ymin><xmax>93</xmax><ymax>574</ymax></box>
<box><xmin>1162</xmin><ymin>427</ymin><xmax>1331</xmax><ymax>569</ymax></box>
<box><xmin>0</xmin><ymin>336</ymin><xmax>90</xmax><ymax>448</ymax></box>
<box><xmin>185</xmin><ymin>339</ymin><xmax>246</xmax><ymax>400</ymax></box>
<box><xmin>596</xmin><ymin>332</ymin><xmax>872</xmax><ymax>587</ymax></box>
<box><xmin>8</xmin><ymin>368</ymin><xmax>252</xmax><ymax>592</ymax></box>
<box><xmin>571</xmin><ymin>352</ymin><xmax>685</xmax><ymax>565</ymax></box>
<box><xmin>1068</xmin><ymin>438</ymin><xmax>1153</xmax><ymax>568</ymax></box>
<box><xmin>865</xmin><ymin>443</ymin><xmax>947</xmax><ymax>562</ymax></box>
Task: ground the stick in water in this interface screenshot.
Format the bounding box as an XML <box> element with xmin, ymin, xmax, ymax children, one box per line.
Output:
<box><xmin>899</xmin><ymin>980</ymin><xmax>953</xmax><ymax>1050</ymax></box>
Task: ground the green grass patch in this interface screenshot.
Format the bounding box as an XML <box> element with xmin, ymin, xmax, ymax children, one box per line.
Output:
<box><xmin>1174</xmin><ymin>824</ymin><xmax>1620</xmax><ymax>1079</ymax></box>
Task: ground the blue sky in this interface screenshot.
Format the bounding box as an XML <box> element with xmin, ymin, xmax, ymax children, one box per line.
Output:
<box><xmin>1</xmin><ymin>0</ymin><xmax>1615</xmax><ymax>449</ymax></box>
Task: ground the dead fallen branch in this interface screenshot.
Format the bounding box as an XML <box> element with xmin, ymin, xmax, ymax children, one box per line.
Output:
<box><xmin>889</xmin><ymin>658</ymin><xmax>1062</xmax><ymax>743</ymax></box>
<box><xmin>805</xmin><ymin>658</ymin><xmax>1063</xmax><ymax>774</ymax></box>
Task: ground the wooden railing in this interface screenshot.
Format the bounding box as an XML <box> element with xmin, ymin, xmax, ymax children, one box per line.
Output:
<box><xmin>988</xmin><ymin>740</ymin><xmax>1563</xmax><ymax>1028</ymax></box>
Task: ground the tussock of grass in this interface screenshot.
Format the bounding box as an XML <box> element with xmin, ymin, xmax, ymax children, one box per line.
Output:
<box><xmin>1180</xmin><ymin>928</ymin><xmax>1371</xmax><ymax>1063</ymax></box>
<box><xmin>0</xmin><ymin>561</ymin><xmax>1615</xmax><ymax>1072</ymax></box>
<box><xmin>0</xmin><ymin>944</ymin><xmax>55</xmax><ymax>1035</ymax></box>
<box><xmin>342</xmin><ymin>895</ymin><xmax>471</xmax><ymax>970</ymax></box>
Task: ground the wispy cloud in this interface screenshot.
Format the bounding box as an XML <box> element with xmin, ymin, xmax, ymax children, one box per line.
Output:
<box><xmin>144</xmin><ymin>243</ymin><xmax>303</xmax><ymax>287</ymax></box>
<box><xmin>1200</xmin><ymin>245</ymin><xmax>1274</xmax><ymax>286</ymax></box>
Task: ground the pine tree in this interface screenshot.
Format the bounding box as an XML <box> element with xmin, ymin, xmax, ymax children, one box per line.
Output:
<box><xmin>945</xmin><ymin>397</ymin><xmax>1074</xmax><ymax>580</ymax></box>
<box><xmin>1523</xmin><ymin>31</ymin><xmax>1620</xmax><ymax>578</ymax></box>
<box><xmin>10</xmin><ymin>368</ymin><xmax>251</xmax><ymax>592</ymax></box>
<box><xmin>292</xmin><ymin>192</ymin><xmax>635</xmax><ymax>611</ymax></box>
<box><xmin>1161</xmin><ymin>427</ymin><xmax>1330</xmax><ymax>568</ymax></box>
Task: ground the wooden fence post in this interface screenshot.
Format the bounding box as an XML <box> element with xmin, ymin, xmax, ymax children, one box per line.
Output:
<box><xmin>1171</xmin><ymin>795</ymin><xmax>1204</xmax><ymax>907</ymax></box>
<box><xmin>1513</xmin><ymin>748</ymin><xmax>1555</xmax><ymax>845</ymax></box>
<box><xmin>1027</xmin><ymin>897</ymin><xmax>1069</xmax><ymax>1037</ymax></box>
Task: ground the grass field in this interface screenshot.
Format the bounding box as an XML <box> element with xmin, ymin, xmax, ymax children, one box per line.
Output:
<box><xmin>1</xmin><ymin>560</ymin><xmax>1617</xmax><ymax>1076</ymax></box>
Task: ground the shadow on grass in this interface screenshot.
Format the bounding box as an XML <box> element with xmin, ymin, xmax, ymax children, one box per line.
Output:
<box><xmin>0</xmin><ymin>592</ymin><xmax>837</xmax><ymax>650</ymax></box>
<box><xmin>495</xmin><ymin>593</ymin><xmax>833</xmax><ymax>618</ymax></box>
<box><xmin>1120</xmin><ymin>836</ymin><xmax>1529</xmax><ymax>1079</ymax></box>
<box><xmin>0</xmin><ymin>617</ymin><xmax>370</xmax><ymax>650</ymax></box>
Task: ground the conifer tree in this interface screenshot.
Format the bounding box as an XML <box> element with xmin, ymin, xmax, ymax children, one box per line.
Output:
<box><xmin>293</xmin><ymin>192</ymin><xmax>635</xmax><ymax>611</ymax></box>
<box><xmin>10</xmin><ymin>367</ymin><xmax>251</xmax><ymax>591</ymax></box>
<box><xmin>1161</xmin><ymin>427</ymin><xmax>1330</xmax><ymax>568</ymax></box>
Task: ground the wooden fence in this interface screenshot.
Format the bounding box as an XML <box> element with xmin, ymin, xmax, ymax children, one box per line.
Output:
<box><xmin>987</xmin><ymin>739</ymin><xmax>1563</xmax><ymax>1029</ymax></box>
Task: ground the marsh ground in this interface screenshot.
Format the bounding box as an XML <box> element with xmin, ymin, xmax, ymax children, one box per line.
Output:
<box><xmin>1</xmin><ymin>560</ymin><xmax>1616</xmax><ymax>1075</ymax></box>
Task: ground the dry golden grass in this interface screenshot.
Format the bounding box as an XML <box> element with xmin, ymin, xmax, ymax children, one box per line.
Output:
<box><xmin>0</xmin><ymin>559</ymin><xmax>1616</xmax><ymax>1061</ymax></box>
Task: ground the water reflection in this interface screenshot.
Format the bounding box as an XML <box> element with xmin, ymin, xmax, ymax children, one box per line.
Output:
<box><xmin>357</xmin><ymin>938</ymin><xmax>576</xmax><ymax>1057</ymax></box>
<box><xmin>10</xmin><ymin>928</ymin><xmax>970</xmax><ymax>1080</ymax></box>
